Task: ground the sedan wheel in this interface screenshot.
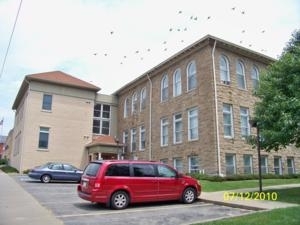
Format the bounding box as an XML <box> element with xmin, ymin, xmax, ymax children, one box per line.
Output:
<box><xmin>41</xmin><ymin>174</ymin><xmax>51</xmax><ymax>183</ymax></box>
<box><xmin>182</xmin><ymin>187</ymin><xmax>196</xmax><ymax>203</ymax></box>
<box><xmin>111</xmin><ymin>191</ymin><xmax>129</xmax><ymax>209</ymax></box>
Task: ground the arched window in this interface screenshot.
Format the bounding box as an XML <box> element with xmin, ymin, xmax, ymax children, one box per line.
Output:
<box><xmin>251</xmin><ymin>66</ymin><xmax>259</xmax><ymax>90</ymax></box>
<box><xmin>187</xmin><ymin>61</ymin><xmax>197</xmax><ymax>91</ymax></box>
<box><xmin>140</xmin><ymin>87</ymin><xmax>147</xmax><ymax>110</ymax></box>
<box><xmin>123</xmin><ymin>97</ymin><xmax>130</xmax><ymax>118</ymax></box>
<box><xmin>173</xmin><ymin>69</ymin><xmax>182</xmax><ymax>97</ymax></box>
<box><xmin>131</xmin><ymin>92</ymin><xmax>138</xmax><ymax>114</ymax></box>
<box><xmin>220</xmin><ymin>55</ymin><xmax>230</xmax><ymax>84</ymax></box>
<box><xmin>161</xmin><ymin>74</ymin><xmax>168</xmax><ymax>101</ymax></box>
<box><xmin>236</xmin><ymin>60</ymin><xmax>246</xmax><ymax>89</ymax></box>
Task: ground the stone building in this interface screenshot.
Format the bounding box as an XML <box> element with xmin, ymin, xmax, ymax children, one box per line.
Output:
<box><xmin>114</xmin><ymin>35</ymin><xmax>299</xmax><ymax>175</ymax></box>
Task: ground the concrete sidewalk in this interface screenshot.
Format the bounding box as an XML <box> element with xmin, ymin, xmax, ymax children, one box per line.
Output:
<box><xmin>200</xmin><ymin>184</ymin><xmax>300</xmax><ymax>210</ymax></box>
<box><xmin>0</xmin><ymin>170</ymin><xmax>64</xmax><ymax>225</ymax></box>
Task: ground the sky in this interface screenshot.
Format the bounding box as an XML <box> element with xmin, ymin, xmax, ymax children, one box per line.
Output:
<box><xmin>0</xmin><ymin>0</ymin><xmax>299</xmax><ymax>136</ymax></box>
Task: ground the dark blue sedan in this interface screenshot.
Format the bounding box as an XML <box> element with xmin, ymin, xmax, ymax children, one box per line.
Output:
<box><xmin>28</xmin><ymin>162</ymin><xmax>83</xmax><ymax>183</ymax></box>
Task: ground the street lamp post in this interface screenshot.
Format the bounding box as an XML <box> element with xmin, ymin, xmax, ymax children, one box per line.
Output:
<box><xmin>250</xmin><ymin>120</ymin><xmax>263</xmax><ymax>193</ymax></box>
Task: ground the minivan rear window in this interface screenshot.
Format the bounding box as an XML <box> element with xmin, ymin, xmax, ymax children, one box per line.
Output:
<box><xmin>105</xmin><ymin>164</ymin><xmax>130</xmax><ymax>176</ymax></box>
<box><xmin>84</xmin><ymin>162</ymin><xmax>102</xmax><ymax>176</ymax></box>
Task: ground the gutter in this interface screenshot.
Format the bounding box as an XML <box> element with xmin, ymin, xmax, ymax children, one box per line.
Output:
<box><xmin>146</xmin><ymin>74</ymin><xmax>152</xmax><ymax>160</ymax></box>
<box><xmin>211</xmin><ymin>40</ymin><xmax>222</xmax><ymax>176</ymax></box>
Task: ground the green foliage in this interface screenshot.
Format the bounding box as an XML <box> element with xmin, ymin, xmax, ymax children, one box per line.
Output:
<box><xmin>254</xmin><ymin>30</ymin><xmax>300</xmax><ymax>151</ymax></box>
<box><xmin>0</xmin><ymin>165</ymin><xmax>19</xmax><ymax>173</ymax></box>
<box><xmin>189</xmin><ymin>173</ymin><xmax>300</xmax><ymax>182</ymax></box>
<box><xmin>0</xmin><ymin>158</ymin><xmax>8</xmax><ymax>165</ymax></box>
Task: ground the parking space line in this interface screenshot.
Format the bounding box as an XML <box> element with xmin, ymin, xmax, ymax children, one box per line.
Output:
<box><xmin>56</xmin><ymin>203</ymin><xmax>213</xmax><ymax>218</ymax></box>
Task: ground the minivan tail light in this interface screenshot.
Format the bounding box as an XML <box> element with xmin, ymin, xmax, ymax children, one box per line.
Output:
<box><xmin>94</xmin><ymin>182</ymin><xmax>101</xmax><ymax>188</ymax></box>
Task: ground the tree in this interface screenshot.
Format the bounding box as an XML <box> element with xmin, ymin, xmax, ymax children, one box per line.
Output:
<box><xmin>254</xmin><ymin>30</ymin><xmax>300</xmax><ymax>151</ymax></box>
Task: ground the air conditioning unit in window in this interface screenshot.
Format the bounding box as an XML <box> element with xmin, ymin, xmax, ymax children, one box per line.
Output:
<box><xmin>222</xmin><ymin>80</ymin><xmax>230</xmax><ymax>85</ymax></box>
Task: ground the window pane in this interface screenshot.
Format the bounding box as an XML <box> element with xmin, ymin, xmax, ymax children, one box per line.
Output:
<box><xmin>189</xmin><ymin>108</ymin><xmax>198</xmax><ymax>140</ymax></box>
<box><xmin>133</xmin><ymin>164</ymin><xmax>155</xmax><ymax>177</ymax></box>
<box><xmin>39</xmin><ymin>127</ymin><xmax>49</xmax><ymax>149</ymax></box>
<box><xmin>220</xmin><ymin>56</ymin><xmax>229</xmax><ymax>82</ymax></box>
<box><xmin>106</xmin><ymin>164</ymin><xmax>130</xmax><ymax>176</ymax></box>
<box><xmin>42</xmin><ymin>94</ymin><xmax>52</xmax><ymax>110</ymax></box>
<box><xmin>226</xmin><ymin>154</ymin><xmax>236</xmax><ymax>175</ymax></box>
<box><xmin>223</xmin><ymin>104</ymin><xmax>233</xmax><ymax>137</ymax></box>
<box><xmin>189</xmin><ymin>156</ymin><xmax>199</xmax><ymax>173</ymax></box>
<box><xmin>236</xmin><ymin>61</ymin><xmax>246</xmax><ymax>89</ymax></box>
<box><xmin>187</xmin><ymin>62</ymin><xmax>197</xmax><ymax>90</ymax></box>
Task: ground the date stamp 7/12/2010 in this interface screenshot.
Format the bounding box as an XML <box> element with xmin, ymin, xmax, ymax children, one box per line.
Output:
<box><xmin>223</xmin><ymin>191</ymin><xmax>278</xmax><ymax>201</ymax></box>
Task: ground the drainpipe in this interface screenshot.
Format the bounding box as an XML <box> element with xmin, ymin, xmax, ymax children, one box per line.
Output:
<box><xmin>146</xmin><ymin>74</ymin><xmax>152</xmax><ymax>160</ymax></box>
<box><xmin>212</xmin><ymin>40</ymin><xmax>222</xmax><ymax>176</ymax></box>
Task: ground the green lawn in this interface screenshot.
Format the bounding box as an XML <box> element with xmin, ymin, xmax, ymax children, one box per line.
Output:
<box><xmin>200</xmin><ymin>178</ymin><xmax>300</xmax><ymax>192</ymax></box>
<box><xmin>192</xmin><ymin>206</ymin><xmax>300</xmax><ymax>225</ymax></box>
<box><xmin>193</xmin><ymin>183</ymin><xmax>300</xmax><ymax>225</ymax></box>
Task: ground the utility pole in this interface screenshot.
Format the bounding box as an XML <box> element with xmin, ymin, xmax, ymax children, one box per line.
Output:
<box><xmin>250</xmin><ymin>119</ymin><xmax>263</xmax><ymax>192</ymax></box>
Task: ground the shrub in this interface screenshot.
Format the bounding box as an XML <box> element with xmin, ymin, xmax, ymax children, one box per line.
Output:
<box><xmin>0</xmin><ymin>158</ymin><xmax>8</xmax><ymax>165</ymax></box>
<box><xmin>189</xmin><ymin>172</ymin><xmax>300</xmax><ymax>181</ymax></box>
<box><xmin>0</xmin><ymin>165</ymin><xmax>19</xmax><ymax>173</ymax></box>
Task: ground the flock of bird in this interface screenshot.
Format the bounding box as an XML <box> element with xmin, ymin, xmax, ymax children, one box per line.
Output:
<box><xmin>93</xmin><ymin>6</ymin><xmax>268</xmax><ymax>65</ymax></box>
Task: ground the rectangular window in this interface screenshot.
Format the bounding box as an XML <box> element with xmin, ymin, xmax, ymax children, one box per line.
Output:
<box><xmin>188</xmin><ymin>108</ymin><xmax>198</xmax><ymax>140</ymax></box>
<box><xmin>133</xmin><ymin>164</ymin><xmax>155</xmax><ymax>177</ymax></box>
<box><xmin>93</xmin><ymin>104</ymin><xmax>111</xmax><ymax>135</ymax></box>
<box><xmin>131</xmin><ymin>128</ymin><xmax>137</xmax><ymax>152</ymax></box>
<box><xmin>225</xmin><ymin>154</ymin><xmax>236</xmax><ymax>175</ymax></box>
<box><xmin>189</xmin><ymin>156</ymin><xmax>200</xmax><ymax>173</ymax></box>
<box><xmin>173</xmin><ymin>113</ymin><xmax>183</xmax><ymax>144</ymax></box>
<box><xmin>38</xmin><ymin>127</ymin><xmax>49</xmax><ymax>149</ymax></box>
<box><xmin>260</xmin><ymin>156</ymin><xmax>268</xmax><ymax>174</ymax></box>
<box><xmin>173</xmin><ymin>158</ymin><xmax>183</xmax><ymax>173</ymax></box>
<box><xmin>223</xmin><ymin>104</ymin><xmax>233</xmax><ymax>138</ymax></box>
<box><xmin>274</xmin><ymin>157</ymin><xmax>282</xmax><ymax>175</ymax></box>
<box><xmin>139</xmin><ymin>125</ymin><xmax>145</xmax><ymax>150</ymax></box>
<box><xmin>243</xmin><ymin>155</ymin><xmax>253</xmax><ymax>174</ymax></box>
<box><xmin>240</xmin><ymin>107</ymin><xmax>250</xmax><ymax>137</ymax></box>
<box><xmin>161</xmin><ymin>118</ymin><xmax>169</xmax><ymax>146</ymax></box>
<box><xmin>42</xmin><ymin>94</ymin><xmax>52</xmax><ymax>111</ymax></box>
<box><xmin>287</xmin><ymin>158</ymin><xmax>295</xmax><ymax>174</ymax></box>
<box><xmin>123</xmin><ymin>130</ymin><xmax>128</xmax><ymax>153</ymax></box>
<box><xmin>106</xmin><ymin>164</ymin><xmax>130</xmax><ymax>176</ymax></box>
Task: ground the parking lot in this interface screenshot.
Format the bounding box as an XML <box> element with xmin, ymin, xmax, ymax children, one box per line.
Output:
<box><xmin>14</xmin><ymin>175</ymin><xmax>254</xmax><ymax>225</ymax></box>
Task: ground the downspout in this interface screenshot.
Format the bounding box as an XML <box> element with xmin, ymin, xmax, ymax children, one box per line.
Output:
<box><xmin>212</xmin><ymin>40</ymin><xmax>222</xmax><ymax>176</ymax></box>
<box><xmin>146</xmin><ymin>74</ymin><xmax>152</xmax><ymax>160</ymax></box>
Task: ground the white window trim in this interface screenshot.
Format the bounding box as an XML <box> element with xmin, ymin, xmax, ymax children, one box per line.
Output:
<box><xmin>139</xmin><ymin>125</ymin><xmax>145</xmax><ymax>151</ymax></box>
<box><xmin>223</xmin><ymin>104</ymin><xmax>234</xmax><ymax>138</ymax></box>
<box><xmin>160</xmin><ymin>118</ymin><xmax>168</xmax><ymax>146</ymax></box>
<box><xmin>173</xmin><ymin>113</ymin><xmax>183</xmax><ymax>144</ymax></box>
<box><xmin>236</xmin><ymin>60</ymin><xmax>247</xmax><ymax>90</ymax></box>
<box><xmin>188</xmin><ymin>107</ymin><xmax>199</xmax><ymax>141</ymax></box>
<box><xmin>173</xmin><ymin>69</ymin><xmax>182</xmax><ymax>97</ymax></box>
<box><xmin>187</xmin><ymin>61</ymin><xmax>197</xmax><ymax>91</ymax></box>
<box><xmin>220</xmin><ymin>55</ymin><xmax>230</xmax><ymax>84</ymax></box>
<box><xmin>161</xmin><ymin>74</ymin><xmax>169</xmax><ymax>102</ymax></box>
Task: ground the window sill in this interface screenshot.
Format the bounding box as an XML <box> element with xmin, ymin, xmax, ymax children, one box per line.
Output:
<box><xmin>41</xmin><ymin>109</ymin><xmax>52</xmax><ymax>113</ymax></box>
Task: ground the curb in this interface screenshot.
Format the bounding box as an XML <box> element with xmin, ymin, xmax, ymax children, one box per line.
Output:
<box><xmin>199</xmin><ymin>198</ymin><xmax>265</xmax><ymax>211</ymax></box>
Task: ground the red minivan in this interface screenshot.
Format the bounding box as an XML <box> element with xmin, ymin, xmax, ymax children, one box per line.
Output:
<box><xmin>77</xmin><ymin>160</ymin><xmax>201</xmax><ymax>209</ymax></box>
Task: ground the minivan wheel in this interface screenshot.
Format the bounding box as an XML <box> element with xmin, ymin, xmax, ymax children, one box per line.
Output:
<box><xmin>182</xmin><ymin>187</ymin><xmax>196</xmax><ymax>204</ymax></box>
<box><xmin>41</xmin><ymin>174</ymin><xmax>51</xmax><ymax>183</ymax></box>
<box><xmin>111</xmin><ymin>191</ymin><xmax>129</xmax><ymax>210</ymax></box>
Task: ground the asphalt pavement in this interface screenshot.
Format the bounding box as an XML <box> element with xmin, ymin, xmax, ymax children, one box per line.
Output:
<box><xmin>0</xmin><ymin>170</ymin><xmax>299</xmax><ymax>225</ymax></box>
